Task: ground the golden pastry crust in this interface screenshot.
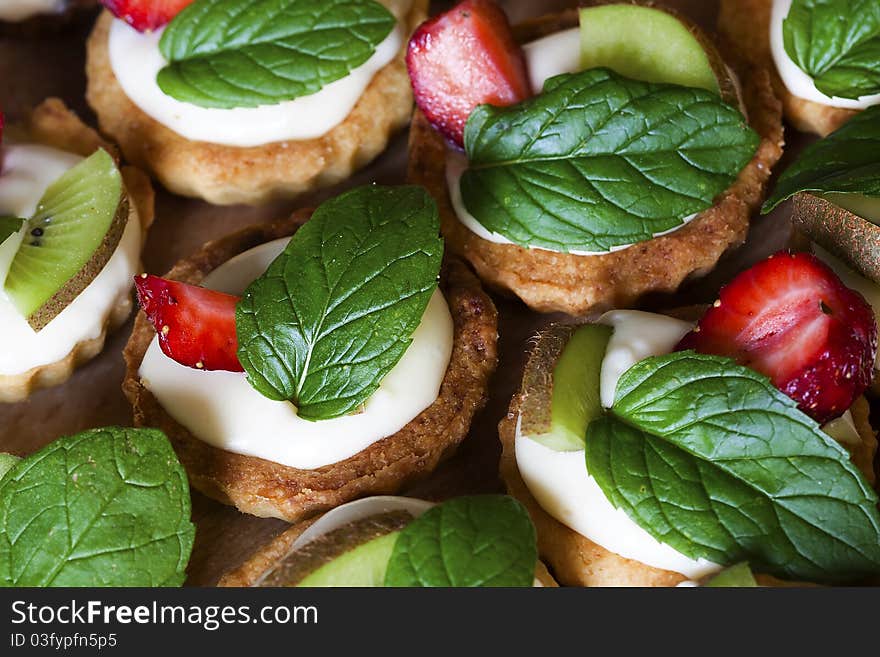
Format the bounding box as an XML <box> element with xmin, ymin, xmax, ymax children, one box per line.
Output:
<box><xmin>219</xmin><ymin>512</ymin><xmax>321</xmax><ymax>586</ymax></box>
<box><xmin>499</xmin><ymin>313</ymin><xmax>877</xmax><ymax>587</ymax></box>
<box><xmin>499</xmin><ymin>394</ymin><xmax>687</xmax><ymax>588</ymax></box>
<box><xmin>0</xmin><ymin>98</ymin><xmax>154</xmax><ymax>403</ymax></box>
<box><xmin>717</xmin><ymin>0</ymin><xmax>859</xmax><ymax>136</ymax></box>
<box><xmin>847</xmin><ymin>396</ymin><xmax>878</xmax><ymax>486</ymax></box>
<box><xmin>85</xmin><ymin>0</ymin><xmax>428</xmax><ymax>206</ymax></box>
<box><xmin>123</xmin><ymin>213</ymin><xmax>499</xmax><ymax>522</ymax></box>
<box><xmin>500</xmin><ymin>391</ymin><xmax>877</xmax><ymax>587</ymax></box>
<box><xmin>218</xmin><ymin>504</ymin><xmax>558</xmax><ymax>587</ymax></box>
<box><xmin>408</xmin><ymin>9</ymin><xmax>784</xmax><ymax>316</ymax></box>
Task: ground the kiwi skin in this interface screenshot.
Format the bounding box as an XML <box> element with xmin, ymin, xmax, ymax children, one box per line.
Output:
<box><xmin>26</xmin><ymin>190</ymin><xmax>130</xmax><ymax>331</ymax></box>
<box><xmin>256</xmin><ymin>510</ymin><xmax>414</xmax><ymax>587</ymax></box>
<box><xmin>791</xmin><ymin>192</ymin><xmax>880</xmax><ymax>285</ymax></box>
<box><xmin>518</xmin><ymin>325</ymin><xmax>578</xmax><ymax>438</ymax></box>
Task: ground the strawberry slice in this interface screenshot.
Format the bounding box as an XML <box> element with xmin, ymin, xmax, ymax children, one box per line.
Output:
<box><xmin>134</xmin><ymin>274</ymin><xmax>243</xmax><ymax>372</ymax></box>
<box><xmin>406</xmin><ymin>0</ymin><xmax>531</xmax><ymax>147</ymax></box>
<box><xmin>101</xmin><ymin>0</ymin><xmax>195</xmax><ymax>33</ymax></box>
<box><xmin>677</xmin><ymin>251</ymin><xmax>877</xmax><ymax>424</ymax></box>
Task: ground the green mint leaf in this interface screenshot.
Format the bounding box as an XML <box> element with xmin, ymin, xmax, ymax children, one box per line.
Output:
<box><xmin>0</xmin><ymin>455</ymin><xmax>20</xmax><ymax>483</ymax></box>
<box><xmin>0</xmin><ymin>217</ymin><xmax>23</xmax><ymax>246</ymax></box>
<box><xmin>0</xmin><ymin>428</ymin><xmax>195</xmax><ymax>587</ymax></box>
<box><xmin>585</xmin><ymin>351</ymin><xmax>880</xmax><ymax>583</ymax></box>
<box><xmin>384</xmin><ymin>495</ymin><xmax>538</xmax><ymax>587</ymax></box>
<box><xmin>236</xmin><ymin>185</ymin><xmax>443</xmax><ymax>421</ymax></box>
<box><xmin>763</xmin><ymin>105</ymin><xmax>880</xmax><ymax>211</ymax></box>
<box><xmin>782</xmin><ymin>0</ymin><xmax>880</xmax><ymax>100</ymax></box>
<box><xmin>460</xmin><ymin>68</ymin><xmax>759</xmax><ymax>253</ymax></box>
<box><xmin>157</xmin><ymin>0</ymin><xmax>396</xmax><ymax>109</ymax></box>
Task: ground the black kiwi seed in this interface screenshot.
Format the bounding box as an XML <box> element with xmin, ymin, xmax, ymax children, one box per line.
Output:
<box><xmin>30</xmin><ymin>227</ymin><xmax>44</xmax><ymax>237</ymax></box>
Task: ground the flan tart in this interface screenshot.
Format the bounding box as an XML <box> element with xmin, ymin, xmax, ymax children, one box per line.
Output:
<box><xmin>0</xmin><ymin>98</ymin><xmax>153</xmax><ymax>402</ymax></box>
<box><xmin>124</xmin><ymin>185</ymin><xmax>498</xmax><ymax>522</ymax></box>
<box><xmin>407</xmin><ymin>1</ymin><xmax>783</xmax><ymax>315</ymax></box>
<box><xmin>86</xmin><ymin>0</ymin><xmax>428</xmax><ymax>205</ymax></box>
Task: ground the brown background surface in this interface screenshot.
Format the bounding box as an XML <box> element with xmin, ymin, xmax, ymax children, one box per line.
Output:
<box><xmin>0</xmin><ymin>0</ymin><xmax>802</xmax><ymax>585</ymax></box>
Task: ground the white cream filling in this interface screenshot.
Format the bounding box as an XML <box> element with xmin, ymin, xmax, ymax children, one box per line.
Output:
<box><xmin>139</xmin><ymin>238</ymin><xmax>454</xmax><ymax>470</ymax></box>
<box><xmin>516</xmin><ymin>308</ymin><xmax>863</xmax><ymax>577</ymax></box>
<box><xmin>446</xmin><ymin>27</ymin><xmax>696</xmax><ymax>256</ymax></box>
<box><xmin>0</xmin><ymin>144</ymin><xmax>142</xmax><ymax>376</ymax></box>
<box><xmin>517</xmin><ymin>310</ymin><xmax>718</xmax><ymax>578</ymax></box>
<box><xmin>598</xmin><ymin>309</ymin><xmax>694</xmax><ymax>407</ymax></box>
<box><xmin>522</xmin><ymin>27</ymin><xmax>582</xmax><ymax>95</ymax></box>
<box><xmin>823</xmin><ymin>409</ymin><xmax>861</xmax><ymax>446</ymax></box>
<box><xmin>107</xmin><ymin>0</ymin><xmax>409</xmax><ymax>147</ymax></box>
<box><xmin>255</xmin><ymin>496</ymin><xmax>431</xmax><ymax>586</ymax></box>
<box><xmin>0</xmin><ymin>0</ymin><xmax>63</xmax><ymax>21</ymax></box>
<box><xmin>291</xmin><ymin>496</ymin><xmax>434</xmax><ymax>553</ymax></box>
<box><xmin>771</xmin><ymin>0</ymin><xmax>880</xmax><ymax>110</ymax></box>
<box><xmin>516</xmin><ymin>419</ymin><xmax>720</xmax><ymax>579</ymax></box>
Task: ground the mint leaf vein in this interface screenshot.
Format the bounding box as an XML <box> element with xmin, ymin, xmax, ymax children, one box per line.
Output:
<box><xmin>157</xmin><ymin>0</ymin><xmax>396</xmax><ymax>109</ymax></box>
<box><xmin>461</xmin><ymin>68</ymin><xmax>758</xmax><ymax>253</ymax></box>
<box><xmin>585</xmin><ymin>351</ymin><xmax>880</xmax><ymax>582</ymax></box>
<box><xmin>235</xmin><ymin>185</ymin><xmax>443</xmax><ymax>421</ymax></box>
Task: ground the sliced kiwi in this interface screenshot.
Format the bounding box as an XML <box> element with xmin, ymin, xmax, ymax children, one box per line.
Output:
<box><xmin>579</xmin><ymin>4</ymin><xmax>739</xmax><ymax>107</ymax></box>
<box><xmin>792</xmin><ymin>192</ymin><xmax>880</xmax><ymax>284</ymax></box>
<box><xmin>297</xmin><ymin>531</ymin><xmax>400</xmax><ymax>587</ymax></box>
<box><xmin>4</xmin><ymin>148</ymin><xmax>127</xmax><ymax>331</ymax></box>
<box><xmin>823</xmin><ymin>193</ymin><xmax>880</xmax><ymax>225</ymax></box>
<box><xmin>257</xmin><ymin>510</ymin><xmax>413</xmax><ymax>587</ymax></box>
<box><xmin>519</xmin><ymin>324</ymin><xmax>612</xmax><ymax>451</ymax></box>
<box><xmin>703</xmin><ymin>562</ymin><xmax>758</xmax><ymax>587</ymax></box>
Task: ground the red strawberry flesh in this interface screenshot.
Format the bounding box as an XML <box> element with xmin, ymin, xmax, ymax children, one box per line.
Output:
<box><xmin>677</xmin><ymin>251</ymin><xmax>877</xmax><ymax>424</ymax></box>
<box><xmin>134</xmin><ymin>274</ymin><xmax>243</xmax><ymax>372</ymax></box>
<box><xmin>406</xmin><ymin>0</ymin><xmax>531</xmax><ymax>147</ymax></box>
<box><xmin>101</xmin><ymin>0</ymin><xmax>195</xmax><ymax>32</ymax></box>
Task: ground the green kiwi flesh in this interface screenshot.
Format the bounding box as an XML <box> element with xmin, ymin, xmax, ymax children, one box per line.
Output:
<box><xmin>578</xmin><ymin>4</ymin><xmax>730</xmax><ymax>101</ymax></box>
<box><xmin>4</xmin><ymin>148</ymin><xmax>127</xmax><ymax>331</ymax></box>
<box><xmin>297</xmin><ymin>531</ymin><xmax>400</xmax><ymax>587</ymax></box>
<box><xmin>703</xmin><ymin>563</ymin><xmax>758</xmax><ymax>587</ymax></box>
<box><xmin>257</xmin><ymin>510</ymin><xmax>413</xmax><ymax>587</ymax></box>
<box><xmin>519</xmin><ymin>324</ymin><xmax>612</xmax><ymax>451</ymax></box>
